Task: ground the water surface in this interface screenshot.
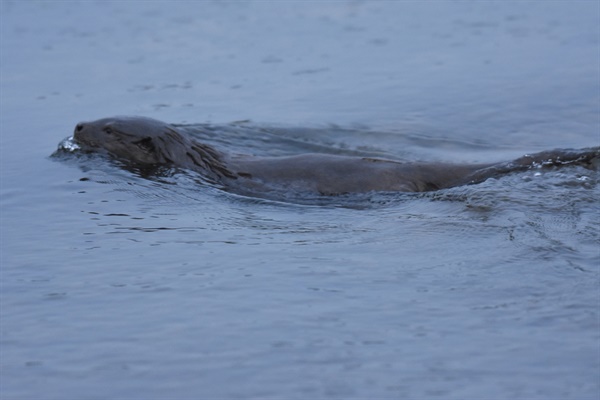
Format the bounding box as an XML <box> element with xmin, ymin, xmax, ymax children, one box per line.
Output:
<box><xmin>1</xmin><ymin>1</ymin><xmax>599</xmax><ymax>399</ymax></box>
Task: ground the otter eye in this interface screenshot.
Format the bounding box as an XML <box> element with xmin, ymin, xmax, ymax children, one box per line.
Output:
<box><xmin>134</xmin><ymin>137</ymin><xmax>155</xmax><ymax>152</ymax></box>
<box><xmin>103</xmin><ymin>126</ymin><xmax>114</xmax><ymax>134</ymax></box>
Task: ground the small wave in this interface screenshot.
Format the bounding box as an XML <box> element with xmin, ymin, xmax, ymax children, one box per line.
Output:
<box><xmin>56</xmin><ymin>136</ymin><xmax>81</xmax><ymax>152</ymax></box>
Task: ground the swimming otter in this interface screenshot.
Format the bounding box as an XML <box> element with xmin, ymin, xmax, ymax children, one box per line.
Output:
<box><xmin>71</xmin><ymin>116</ymin><xmax>598</xmax><ymax>195</ymax></box>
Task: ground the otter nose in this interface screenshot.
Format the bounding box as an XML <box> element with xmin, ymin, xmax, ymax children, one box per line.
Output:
<box><xmin>75</xmin><ymin>123</ymin><xmax>85</xmax><ymax>133</ymax></box>
<box><xmin>74</xmin><ymin>122</ymin><xmax>88</xmax><ymax>139</ymax></box>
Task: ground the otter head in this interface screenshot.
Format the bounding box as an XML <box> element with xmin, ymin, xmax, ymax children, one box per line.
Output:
<box><xmin>73</xmin><ymin>116</ymin><xmax>190</xmax><ymax>165</ymax></box>
<box><xmin>72</xmin><ymin>116</ymin><xmax>236</xmax><ymax>181</ymax></box>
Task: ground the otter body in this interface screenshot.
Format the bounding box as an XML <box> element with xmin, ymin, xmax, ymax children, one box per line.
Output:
<box><xmin>71</xmin><ymin>116</ymin><xmax>598</xmax><ymax>195</ymax></box>
<box><xmin>226</xmin><ymin>154</ymin><xmax>490</xmax><ymax>194</ymax></box>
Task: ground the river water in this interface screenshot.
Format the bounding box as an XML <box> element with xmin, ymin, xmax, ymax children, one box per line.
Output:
<box><xmin>1</xmin><ymin>1</ymin><xmax>599</xmax><ymax>399</ymax></box>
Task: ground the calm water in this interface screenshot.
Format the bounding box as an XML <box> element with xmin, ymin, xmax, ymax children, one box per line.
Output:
<box><xmin>1</xmin><ymin>1</ymin><xmax>599</xmax><ymax>399</ymax></box>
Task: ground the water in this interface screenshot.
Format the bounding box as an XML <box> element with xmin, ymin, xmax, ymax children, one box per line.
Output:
<box><xmin>1</xmin><ymin>1</ymin><xmax>599</xmax><ymax>399</ymax></box>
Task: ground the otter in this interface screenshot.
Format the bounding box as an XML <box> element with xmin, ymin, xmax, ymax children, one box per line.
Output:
<box><xmin>70</xmin><ymin>116</ymin><xmax>598</xmax><ymax>195</ymax></box>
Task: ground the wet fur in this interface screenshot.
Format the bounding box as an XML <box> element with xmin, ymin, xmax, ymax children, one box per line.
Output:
<box><xmin>72</xmin><ymin>116</ymin><xmax>599</xmax><ymax>195</ymax></box>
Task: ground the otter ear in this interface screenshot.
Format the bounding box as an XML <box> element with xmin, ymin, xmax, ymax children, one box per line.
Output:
<box><xmin>134</xmin><ymin>137</ymin><xmax>155</xmax><ymax>153</ymax></box>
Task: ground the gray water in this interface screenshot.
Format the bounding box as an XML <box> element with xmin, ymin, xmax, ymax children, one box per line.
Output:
<box><xmin>1</xmin><ymin>1</ymin><xmax>599</xmax><ymax>399</ymax></box>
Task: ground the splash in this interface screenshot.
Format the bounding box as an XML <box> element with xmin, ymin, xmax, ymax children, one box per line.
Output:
<box><xmin>56</xmin><ymin>136</ymin><xmax>81</xmax><ymax>152</ymax></box>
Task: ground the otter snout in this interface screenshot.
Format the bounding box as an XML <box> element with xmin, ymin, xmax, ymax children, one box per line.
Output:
<box><xmin>75</xmin><ymin>122</ymin><xmax>85</xmax><ymax>133</ymax></box>
<box><xmin>73</xmin><ymin>121</ymin><xmax>89</xmax><ymax>141</ymax></box>
<box><xmin>73</xmin><ymin>121</ymin><xmax>103</xmax><ymax>148</ymax></box>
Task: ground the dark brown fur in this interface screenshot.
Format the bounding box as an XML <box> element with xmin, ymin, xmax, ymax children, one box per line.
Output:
<box><xmin>72</xmin><ymin>116</ymin><xmax>599</xmax><ymax>195</ymax></box>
